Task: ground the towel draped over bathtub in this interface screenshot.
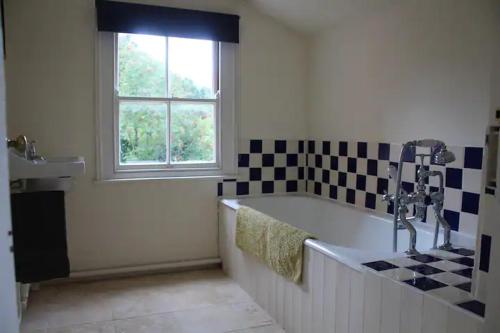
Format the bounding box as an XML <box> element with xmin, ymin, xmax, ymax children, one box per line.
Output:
<box><xmin>235</xmin><ymin>206</ymin><xmax>315</xmax><ymax>283</ymax></box>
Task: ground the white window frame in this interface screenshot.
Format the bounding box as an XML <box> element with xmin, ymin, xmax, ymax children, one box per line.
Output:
<box><xmin>96</xmin><ymin>32</ymin><xmax>238</xmax><ymax>180</ymax></box>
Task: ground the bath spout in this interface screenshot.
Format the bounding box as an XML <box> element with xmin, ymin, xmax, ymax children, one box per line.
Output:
<box><xmin>398</xmin><ymin>205</ymin><xmax>419</xmax><ymax>255</ymax></box>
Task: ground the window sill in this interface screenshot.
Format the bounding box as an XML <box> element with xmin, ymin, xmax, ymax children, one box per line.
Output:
<box><xmin>94</xmin><ymin>174</ymin><xmax>237</xmax><ymax>184</ymax></box>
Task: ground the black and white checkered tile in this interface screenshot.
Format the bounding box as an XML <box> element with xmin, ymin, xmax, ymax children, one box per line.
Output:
<box><xmin>217</xmin><ymin>139</ymin><xmax>306</xmax><ymax>196</ymax></box>
<box><xmin>362</xmin><ymin>248</ymin><xmax>485</xmax><ymax>318</ymax></box>
<box><xmin>305</xmin><ymin>140</ymin><xmax>484</xmax><ymax>235</ymax></box>
<box><xmin>480</xmin><ymin>152</ymin><xmax>495</xmax><ymax>279</ymax></box>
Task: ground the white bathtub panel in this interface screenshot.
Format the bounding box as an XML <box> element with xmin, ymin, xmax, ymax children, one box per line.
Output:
<box><xmin>256</xmin><ymin>259</ymin><xmax>272</xmax><ymax>310</ymax></box>
<box><xmin>218</xmin><ymin>206</ymin><xmax>229</xmax><ymax>264</ymax></box>
<box><xmin>219</xmin><ymin>206</ymin><xmax>234</xmax><ymax>274</ymax></box>
<box><xmin>276</xmin><ymin>273</ymin><xmax>283</xmax><ymax>322</ymax></box>
<box><xmin>335</xmin><ymin>263</ymin><xmax>351</xmax><ymax>333</ymax></box>
<box><xmin>349</xmin><ymin>270</ymin><xmax>364</xmax><ymax>333</ymax></box>
<box><xmin>240</xmin><ymin>252</ymin><xmax>258</xmax><ymax>299</ymax></box>
<box><xmin>363</xmin><ymin>272</ymin><xmax>382</xmax><ymax>333</ymax></box>
<box><xmin>312</xmin><ymin>250</ymin><xmax>326</xmax><ymax>333</ymax></box>
<box><xmin>323</xmin><ymin>258</ymin><xmax>338</xmax><ymax>333</ymax></box>
<box><xmin>266</xmin><ymin>270</ymin><xmax>276</xmax><ymax>320</ymax></box>
<box><xmin>300</xmin><ymin>248</ymin><xmax>313</xmax><ymax>333</ymax></box>
<box><xmin>271</xmin><ymin>272</ymin><xmax>279</xmax><ymax>321</ymax></box>
<box><xmin>283</xmin><ymin>280</ymin><xmax>294</xmax><ymax>333</ymax></box>
<box><xmin>275</xmin><ymin>275</ymin><xmax>285</xmax><ymax>327</ymax></box>
<box><xmin>221</xmin><ymin>207</ymin><xmax>256</xmax><ymax>298</ymax></box>
<box><xmin>422</xmin><ymin>294</ymin><xmax>448</xmax><ymax>333</ymax></box>
<box><xmin>237</xmin><ymin>253</ymin><xmax>253</xmax><ymax>296</ymax></box>
<box><xmin>399</xmin><ymin>286</ymin><xmax>423</xmax><ymax>333</ymax></box>
<box><xmin>292</xmin><ymin>280</ymin><xmax>302</xmax><ymax>333</ymax></box>
<box><xmin>446</xmin><ymin>307</ymin><xmax>480</xmax><ymax>333</ymax></box>
<box><xmin>380</xmin><ymin>277</ymin><xmax>402</xmax><ymax>333</ymax></box>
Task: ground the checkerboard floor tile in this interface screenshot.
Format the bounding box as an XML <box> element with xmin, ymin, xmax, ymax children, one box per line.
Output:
<box><xmin>406</xmin><ymin>264</ymin><xmax>444</xmax><ymax>275</ymax></box>
<box><xmin>451</xmin><ymin>268</ymin><xmax>473</xmax><ymax>278</ymax></box>
<box><xmin>457</xmin><ymin>300</ymin><xmax>485</xmax><ymax>317</ymax></box>
<box><xmin>385</xmin><ymin>257</ymin><xmax>421</xmax><ymax>267</ymax></box>
<box><xmin>379</xmin><ymin>267</ymin><xmax>422</xmax><ymax>281</ymax></box>
<box><xmin>448</xmin><ymin>248</ymin><xmax>475</xmax><ymax>256</ymax></box>
<box><xmin>362</xmin><ymin>247</ymin><xmax>485</xmax><ymax>318</ymax></box>
<box><xmin>427</xmin><ymin>260</ymin><xmax>468</xmax><ymax>271</ymax></box>
<box><xmin>428</xmin><ymin>271</ymin><xmax>471</xmax><ymax>285</ymax></box>
<box><xmin>363</xmin><ymin>260</ymin><xmax>398</xmax><ymax>271</ymax></box>
<box><xmin>409</xmin><ymin>254</ymin><xmax>442</xmax><ymax>264</ymax></box>
<box><xmin>428</xmin><ymin>286</ymin><xmax>473</xmax><ymax>304</ymax></box>
<box><xmin>403</xmin><ymin>276</ymin><xmax>447</xmax><ymax>291</ymax></box>
<box><xmin>455</xmin><ymin>282</ymin><xmax>472</xmax><ymax>292</ymax></box>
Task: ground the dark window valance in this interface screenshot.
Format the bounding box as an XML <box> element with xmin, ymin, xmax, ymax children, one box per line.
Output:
<box><xmin>95</xmin><ymin>0</ymin><xmax>240</xmax><ymax>43</ymax></box>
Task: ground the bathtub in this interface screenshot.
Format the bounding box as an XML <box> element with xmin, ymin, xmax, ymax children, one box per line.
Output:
<box><xmin>221</xmin><ymin>194</ymin><xmax>474</xmax><ymax>270</ymax></box>
<box><xmin>218</xmin><ymin>194</ymin><xmax>479</xmax><ymax>333</ymax></box>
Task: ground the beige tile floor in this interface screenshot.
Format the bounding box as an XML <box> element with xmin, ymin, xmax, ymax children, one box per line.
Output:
<box><xmin>20</xmin><ymin>269</ymin><xmax>285</xmax><ymax>333</ymax></box>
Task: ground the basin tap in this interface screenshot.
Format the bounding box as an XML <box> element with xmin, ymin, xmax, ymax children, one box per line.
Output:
<box><xmin>7</xmin><ymin>135</ymin><xmax>28</xmax><ymax>158</ymax></box>
<box><xmin>7</xmin><ymin>135</ymin><xmax>43</xmax><ymax>161</ymax></box>
<box><xmin>26</xmin><ymin>140</ymin><xmax>41</xmax><ymax>160</ymax></box>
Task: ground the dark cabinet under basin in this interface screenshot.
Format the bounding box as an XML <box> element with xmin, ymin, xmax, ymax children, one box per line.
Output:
<box><xmin>10</xmin><ymin>191</ymin><xmax>70</xmax><ymax>283</ymax></box>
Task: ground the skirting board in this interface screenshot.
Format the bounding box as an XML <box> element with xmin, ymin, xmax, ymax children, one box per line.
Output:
<box><xmin>43</xmin><ymin>258</ymin><xmax>222</xmax><ymax>285</ymax></box>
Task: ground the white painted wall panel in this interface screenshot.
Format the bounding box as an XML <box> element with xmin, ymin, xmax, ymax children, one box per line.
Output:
<box><xmin>422</xmin><ymin>294</ymin><xmax>448</xmax><ymax>333</ymax></box>
<box><xmin>300</xmin><ymin>248</ymin><xmax>313</xmax><ymax>332</ymax></box>
<box><xmin>349</xmin><ymin>270</ymin><xmax>364</xmax><ymax>333</ymax></box>
<box><xmin>275</xmin><ymin>275</ymin><xmax>285</xmax><ymax>327</ymax></box>
<box><xmin>283</xmin><ymin>280</ymin><xmax>294</xmax><ymax>332</ymax></box>
<box><xmin>446</xmin><ymin>307</ymin><xmax>480</xmax><ymax>333</ymax></box>
<box><xmin>380</xmin><ymin>277</ymin><xmax>402</xmax><ymax>333</ymax></box>
<box><xmin>363</xmin><ymin>272</ymin><xmax>382</xmax><ymax>333</ymax></box>
<box><xmin>335</xmin><ymin>264</ymin><xmax>351</xmax><ymax>333</ymax></box>
<box><xmin>399</xmin><ymin>285</ymin><xmax>423</xmax><ymax>333</ymax></box>
<box><xmin>311</xmin><ymin>250</ymin><xmax>325</xmax><ymax>333</ymax></box>
<box><xmin>323</xmin><ymin>259</ymin><xmax>338</xmax><ymax>333</ymax></box>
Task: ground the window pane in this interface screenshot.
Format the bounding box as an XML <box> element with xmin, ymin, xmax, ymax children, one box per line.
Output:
<box><xmin>170</xmin><ymin>102</ymin><xmax>216</xmax><ymax>163</ymax></box>
<box><xmin>119</xmin><ymin>101</ymin><xmax>167</xmax><ymax>164</ymax></box>
<box><xmin>168</xmin><ymin>37</ymin><xmax>215</xmax><ymax>99</ymax></box>
<box><xmin>118</xmin><ymin>33</ymin><xmax>166</xmax><ymax>97</ymax></box>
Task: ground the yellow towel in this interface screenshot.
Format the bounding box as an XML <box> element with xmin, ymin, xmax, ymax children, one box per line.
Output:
<box><xmin>236</xmin><ymin>206</ymin><xmax>315</xmax><ymax>283</ymax></box>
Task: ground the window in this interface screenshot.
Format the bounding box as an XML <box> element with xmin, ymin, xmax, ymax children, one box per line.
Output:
<box><xmin>97</xmin><ymin>32</ymin><xmax>237</xmax><ymax>180</ymax></box>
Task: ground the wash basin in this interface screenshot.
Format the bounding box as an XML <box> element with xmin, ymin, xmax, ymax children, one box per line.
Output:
<box><xmin>9</xmin><ymin>150</ymin><xmax>85</xmax><ymax>180</ymax></box>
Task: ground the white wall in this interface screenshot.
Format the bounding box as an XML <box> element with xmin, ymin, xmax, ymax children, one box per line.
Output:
<box><xmin>0</xmin><ymin>4</ymin><xmax>19</xmax><ymax>330</ymax></box>
<box><xmin>479</xmin><ymin>1</ymin><xmax>500</xmax><ymax>331</ymax></box>
<box><xmin>307</xmin><ymin>0</ymin><xmax>494</xmax><ymax>146</ymax></box>
<box><xmin>4</xmin><ymin>0</ymin><xmax>307</xmax><ymax>271</ymax></box>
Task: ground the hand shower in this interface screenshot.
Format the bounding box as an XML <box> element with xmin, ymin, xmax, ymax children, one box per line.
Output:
<box><xmin>415</xmin><ymin>139</ymin><xmax>456</xmax><ymax>165</ymax></box>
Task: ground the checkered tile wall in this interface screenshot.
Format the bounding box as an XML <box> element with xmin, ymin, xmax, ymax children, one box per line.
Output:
<box><xmin>217</xmin><ymin>138</ymin><xmax>484</xmax><ymax>236</ymax></box>
<box><xmin>304</xmin><ymin>140</ymin><xmax>484</xmax><ymax>235</ymax></box>
<box><xmin>217</xmin><ymin>139</ymin><xmax>306</xmax><ymax>197</ymax></box>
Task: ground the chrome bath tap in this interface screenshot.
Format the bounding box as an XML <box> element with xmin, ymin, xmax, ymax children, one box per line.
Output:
<box><xmin>382</xmin><ymin>139</ymin><xmax>455</xmax><ymax>254</ymax></box>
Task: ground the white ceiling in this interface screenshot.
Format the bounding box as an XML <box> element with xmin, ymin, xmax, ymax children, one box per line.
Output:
<box><xmin>249</xmin><ymin>0</ymin><xmax>397</xmax><ymax>34</ymax></box>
